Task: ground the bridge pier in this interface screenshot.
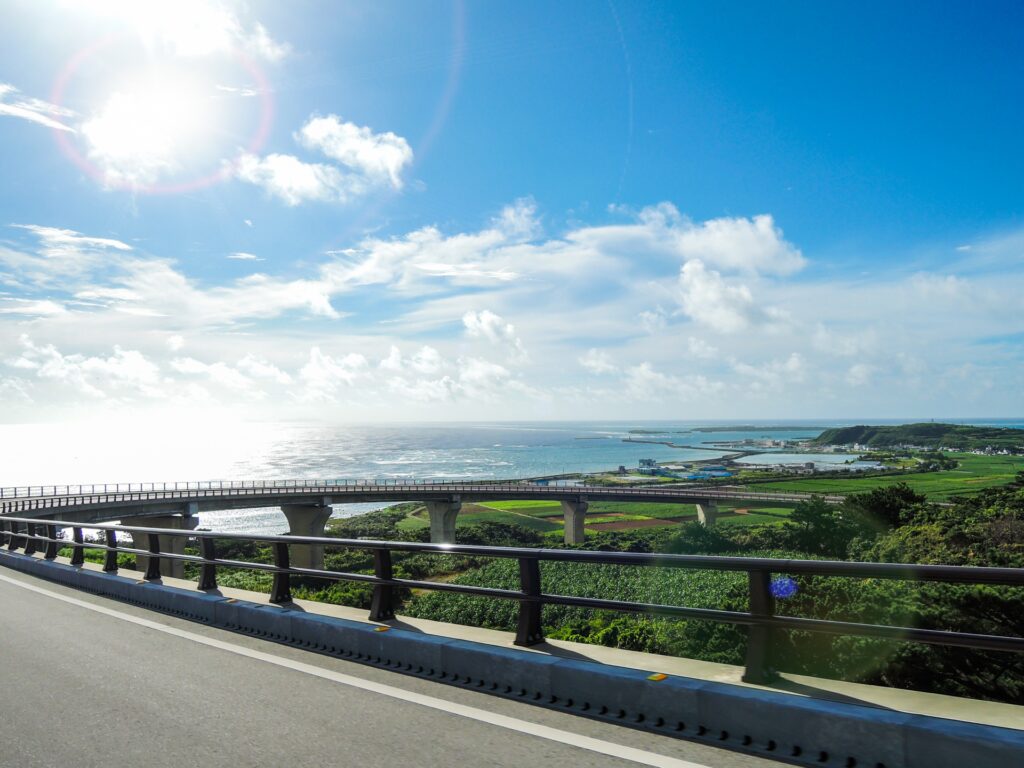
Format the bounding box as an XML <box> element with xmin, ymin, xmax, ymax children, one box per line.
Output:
<box><xmin>131</xmin><ymin>511</ymin><xmax>198</xmax><ymax>579</ymax></box>
<box><xmin>281</xmin><ymin>503</ymin><xmax>333</xmax><ymax>570</ymax></box>
<box><xmin>425</xmin><ymin>498</ymin><xmax>461</xmax><ymax>543</ymax></box>
<box><xmin>696</xmin><ymin>501</ymin><xmax>718</xmax><ymax>527</ymax></box>
<box><xmin>560</xmin><ymin>499</ymin><xmax>588</xmax><ymax>544</ymax></box>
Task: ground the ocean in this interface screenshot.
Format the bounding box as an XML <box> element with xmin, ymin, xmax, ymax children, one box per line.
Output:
<box><xmin>1</xmin><ymin>419</ymin><xmax>1020</xmax><ymax>533</ymax></box>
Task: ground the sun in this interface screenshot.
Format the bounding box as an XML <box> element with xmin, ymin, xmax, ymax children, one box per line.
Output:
<box><xmin>81</xmin><ymin>69</ymin><xmax>218</xmax><ymax>188</ymax></box>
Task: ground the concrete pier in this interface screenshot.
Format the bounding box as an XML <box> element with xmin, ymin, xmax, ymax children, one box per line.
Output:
<box><xmin>560</xmin><ymin>499</ymin><xmax>589</xmax><ymax>544</ymax></box>
<box><xmin>130</xmin><ymin>512</ymin><xmax>198</xmax><ymax>578</ymax></box>
<box><xmin>425</xmin><ymin>498</ymin><xmax>461</xmax><ymax>543</ymax></box>
<box><xmin>696</xmin><ymin>501</ymin><xmax>718</xmax><ymax>527</ymax></box>
<box><xmin>281</xmin><ymin>504</ymin><xmax>333</xmax><ymax>569</ymax></box>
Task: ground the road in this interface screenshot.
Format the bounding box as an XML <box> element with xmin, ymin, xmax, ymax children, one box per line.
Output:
<box><xmin>0</xmin><ymin>568</ymin><xmax>786</xmax><ymax>768</ymax></box>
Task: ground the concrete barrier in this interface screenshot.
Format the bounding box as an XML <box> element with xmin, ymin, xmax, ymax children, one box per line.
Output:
<box><xmin>2</xmin><ymin>549</ymin><xmax>1021</xmax><ymax>768</ymax></box>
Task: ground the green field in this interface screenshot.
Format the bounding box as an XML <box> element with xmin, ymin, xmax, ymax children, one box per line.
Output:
<box><xmin>384</xmin><ymin>452</ymin><xmax>1024</xmax><ymax>537</ymax></box>
<box><xmin>748</xmin><ymin>453</ymin><xmax>1024</xmax><ymax>500</ymax></box>
<box><xmin>393</xmin><ymin>498</ymin><xmax>793</xmax><ymax>535</ymax></box>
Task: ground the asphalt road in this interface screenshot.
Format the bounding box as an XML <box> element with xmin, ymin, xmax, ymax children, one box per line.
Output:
<box><xmin>0</xmin><ymin>568</ymin><xmax>787</xmax><ymax>768</ymax></box>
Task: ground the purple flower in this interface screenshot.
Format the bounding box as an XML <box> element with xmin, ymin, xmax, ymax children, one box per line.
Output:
<box><xmin>770</xmin><ymin>576</ymin><xmax>798</xmax><ymax>599</ymax></box>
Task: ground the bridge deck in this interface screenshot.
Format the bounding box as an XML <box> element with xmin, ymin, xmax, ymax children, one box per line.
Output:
<box><xmin>0</xmin><ymin>481</ymin><xmax>844</xmax><ymax>521</ymax></box>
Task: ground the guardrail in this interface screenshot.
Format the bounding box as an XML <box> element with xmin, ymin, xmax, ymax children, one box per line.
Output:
<box><xmin>1</xmin><ymin>514</ymin><xmax>1020</xmax><ymax>684</ymax></box>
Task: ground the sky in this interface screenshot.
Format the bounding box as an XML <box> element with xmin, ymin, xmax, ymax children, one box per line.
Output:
<box><xmin>0</xmin><ymin>0</ymin><xmax>1022</xmax><ymax>424</ymax></box>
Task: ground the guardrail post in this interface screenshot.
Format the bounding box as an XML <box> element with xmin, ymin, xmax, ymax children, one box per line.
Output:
<box><xmin>198</xmin><ymin>537</ymin><xmax>217</xmax><ymax>590</ymax></box>
<box><xmin>103</xmin><ymin>530</ymin><xmax>118</xmax><ymax>572</ymax></box>
<box><xmin>514</xmin><ymin>557</ymin><xmax>544</xmax><ymax>646</ymax></box>
<box><xmin>44</xmin><ymin>524</ymin><xmax>58</xmax><ymax>560</ymax></box>
<box><xmin>742</xmin><ymin>569</ymin><xmax>778</xmax><ymax>683</ymax></box>
<box><xmin>23</xmin><ymin>522</ymin><xmax>37</xmax><ymax>556</ymax></box>
<box><xmin>369</xmin><ymin>549</ymin><xmax>395</xmax><ymax>621</ymax></box>
<box><xmin>70</xmin><ymin>527</ymin><xmax>85</xmax><ymax>566</ymax></box>
<box><xmin>270</xmin><ymin>542</ymin><xmax>291</xmax><ymax>603</ymax></box>
<box><xmin>144</xmin><ymin>531</ymin><xmax>162</xmax><ymax>580</ymax></box>
<box><xmin>6</xmin><ymin>520</ymin><xmax>21</xmax><ymax>550</ymax></box>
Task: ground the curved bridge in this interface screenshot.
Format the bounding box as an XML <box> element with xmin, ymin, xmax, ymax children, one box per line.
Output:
<box><xmin>0</xmin><ymin>479</ymin><xmax>845</xmax><ymax>562</ymax></box>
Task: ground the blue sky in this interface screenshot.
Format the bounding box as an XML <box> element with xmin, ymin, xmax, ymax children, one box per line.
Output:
<box><xmin>0</xmin><ymin>0</ymin><xmax>1022</xmax><ymax>423</ymax></box>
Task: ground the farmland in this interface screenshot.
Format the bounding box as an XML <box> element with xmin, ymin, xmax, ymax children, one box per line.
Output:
<box><xmin>744</xmin><ymin>452</ymin><xmax>1024</xmax><ymax>500</ymax></box>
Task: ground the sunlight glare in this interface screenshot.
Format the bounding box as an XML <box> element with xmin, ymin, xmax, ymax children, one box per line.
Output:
<box><xmin>82</xmin><ymin>69</ymin><xmax>219</xmax><ymax>187</ymax></box>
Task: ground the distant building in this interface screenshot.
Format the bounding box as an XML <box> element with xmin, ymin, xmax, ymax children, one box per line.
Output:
<box><xmin>639</xmin><ymin>458</ymin><xmax>658</xmax><ymax>468</ymax></box>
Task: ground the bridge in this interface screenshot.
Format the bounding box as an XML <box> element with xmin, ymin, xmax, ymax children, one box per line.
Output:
<box><xmin>0</xmin><ymin>479</ymin><xmax>845</xmax><ymax>573</ymax></box>
<box><xmin>0</xmin><ymin>508</ymin><xmax>1022</xmax><ymax>768</ymax></box>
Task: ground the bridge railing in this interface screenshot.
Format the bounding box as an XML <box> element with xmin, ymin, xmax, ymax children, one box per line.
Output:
<box><xmin>0</xmin><ymin>479</ymin><xmax>844</xmax><ymax>514</ymax></box>
<box><xmin>0</xmin><ymin>478</ymin><xmax>582</xmax><ymax>499</ymax></box>
<box><xmin>1</xmin><ymin>514</ymin><xmax>1020</xmax><ymax>683</ymax></box>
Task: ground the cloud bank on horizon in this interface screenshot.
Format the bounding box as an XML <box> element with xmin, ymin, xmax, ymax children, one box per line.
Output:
<box><xmin>0</xmin><ymin>1</ymin><xmax>1021</xmax><ymax>421</ymax></box>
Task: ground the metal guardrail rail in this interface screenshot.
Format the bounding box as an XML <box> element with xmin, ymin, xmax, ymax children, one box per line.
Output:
<box><xmin>1</xmin><ymin>514</ymin><xmax>1021</xmax><ymax>684</ymax></box>
<box><xmin>0</xmin><ymin>478</ymin><xmax>846</xmax><ymax>514</ymax></box>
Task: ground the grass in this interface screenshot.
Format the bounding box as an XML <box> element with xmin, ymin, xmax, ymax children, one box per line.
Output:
<box><xmin>466</xmin><ymin>511</ymin><xmax>562</xmax><ymax>532</ymax></box>
<box><xmin>748</xmin><ymin>453</ymin><xmax>1024</xmax><ymax>500</ymax></box>
<box><xmin>384</xmin><ymin>451</ymin><xmax>1022</xmax><ymax>541</ymax></box>
<box><xmin>455</xmin><ymin>499</ymin><xmax>795</xmax><ymax>532</ymax></box>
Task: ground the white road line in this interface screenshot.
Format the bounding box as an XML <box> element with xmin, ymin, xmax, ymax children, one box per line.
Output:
<box><xmin>0</xmin><ymin>571</ymin><xmax>714</xmax><ymax>768</ymax></box>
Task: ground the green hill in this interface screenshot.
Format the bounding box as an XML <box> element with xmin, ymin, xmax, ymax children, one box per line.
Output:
<box><xmin>811</xmin><ymin>423</ymin><xmax>1024</xmax><ymax>450</ymax></box>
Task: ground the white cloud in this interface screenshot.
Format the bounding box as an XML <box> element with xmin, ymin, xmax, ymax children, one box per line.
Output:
<box><xmin>491</xmin><ymin>197</ymin><xmax>542</xmax><ymax>240</ymax></box>
<box><xmin>65</xmin><ymin>0</ymin><xmax>289</xmax><ymax>62</ymax></box>
<box><xmin>216</xmin><ymin>84</ymin><xmax>261</xmax><ymax>98</ymax></box>
<box><xmin>236</xmin><ymin>115</ymin><xmax>414</xmax><ymax>206</ymax></box>
<box><xmin>678</xmin><ymin>259</ymin><xmax>763</xmax><ymax>333</ymax></box>
<box><xmin>379</xmin><ymin>345</ymin><xmax>444</xmax><ymax>375</ymax></box>
<box><xmin>456</xmin><ymin>357</ymin><xmax>512</xmax><ymax>401</ymax></box>
<box><xmin>622</xmin><ymin>362</ymin><xmax>721</xmax><ymax>401</ymax></box>
<box><xmin>733</xmin><ymin>352</ymin><xmax>805</xmax><ymax>392</ymax></box>
<box><xmin>409</xmin><ymin>346</ymin><xmax>443</xmax><ymax>374</ymax></box>
<box><xmin>386</xmin><ymin>375</ymin><xmax>457</xmax><ymax>402</ymax></box>
<box><xmin>228</xmin><ymin>252</ymin><xmax>261</xmax><ymax>261</ymax></box>
<box><xmin>0</xmin><ymin>299</ymin><xmax>67</xmax><ymax>316</ymax></box>
<box><xmin>74</xmin><ymin>258</ymin><xmax>342</xmax><ymax>325</ymax></box>
<box><xmin>3</xmin><ymin>225</ymin><xmax>132</xmax><ymax>287</ymax></box>
<box><xmin>686</xmin><ymin>337</ymin><xmax>718</xmax><ymax>359</ymax></box>
<box><xmin>11</xmin><ymin>225</ymin><xmax>132</xmax><ymax>257</ymax></box>
<box><xmin>297</xmin><ymin>114</ymin><xmax>413</xmax><ymax>189</ymax></box>
<box><xmin>243</xmin><ymin>22</ymin><xmax>290</xmax><ymax>62</ymax></box>
<box><xmin>462</xmin><ymin>310</ymin><xmax>526</xmax><ymax>360</ymax></box>
<box><xmin>171</xmin><ymin>356</ymin><xmax>253</xmax><ymax>391</ymax></box>
<box><xmin>235</xmin><ymin>152</ymin><xmax>360</xmax><ymax>206</ymax></box>
<box><xmin>237</xmin><ymin>354</ymin><xmax>291</xmax><ymax>384</ymax></box>
<box><xmin>675</xmin><ymin>213</ymin><xmax>805</xmax><ymax>275</ymax></box>
<box><xmin>12</xmin><ymin>335</ymin><xmax>162</xmax><ymax>399</ymax></box>
<box><xmin>0</xmin><ymin>376</ymin><xmax>32</xmax><ymax>403</ymax></box>
<box><xmin>638</xmin><ymin>307</ymin><xmax>668</xmax><ymax>333</ymax></box>
<box><xmin>579</xmin><ymin>349</ymin><xmax>617</xmax><ymax>374</ymax></box>
<box><xmin>5</xmin><ymin>203</ymin><xmax>1024</xmax><ymax>419</ymax></box>
<box><xmin>846</xmin><ymin>363</ymin><xmax>875</xmax><ymax>387</ymax></box>
<box><xmin>297</xmin><ymin>347</ymin><xmax>368</xmax><ymax>401</ymax></box>
<box><xmin>812</xmin><ymin>325</ymin><xmax>877</xmax><ymax>357</ymax></box>
<box><xmin>0</xmin><ymin>83</ymin><xmax>76</xmax><ymax>132</ymax></box>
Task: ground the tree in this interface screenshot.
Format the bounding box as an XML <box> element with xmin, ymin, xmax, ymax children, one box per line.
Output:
<box><xmin>844</xmin><ymin>483</ymin><xmax>927</xmax><ymax>529</ymax></box>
